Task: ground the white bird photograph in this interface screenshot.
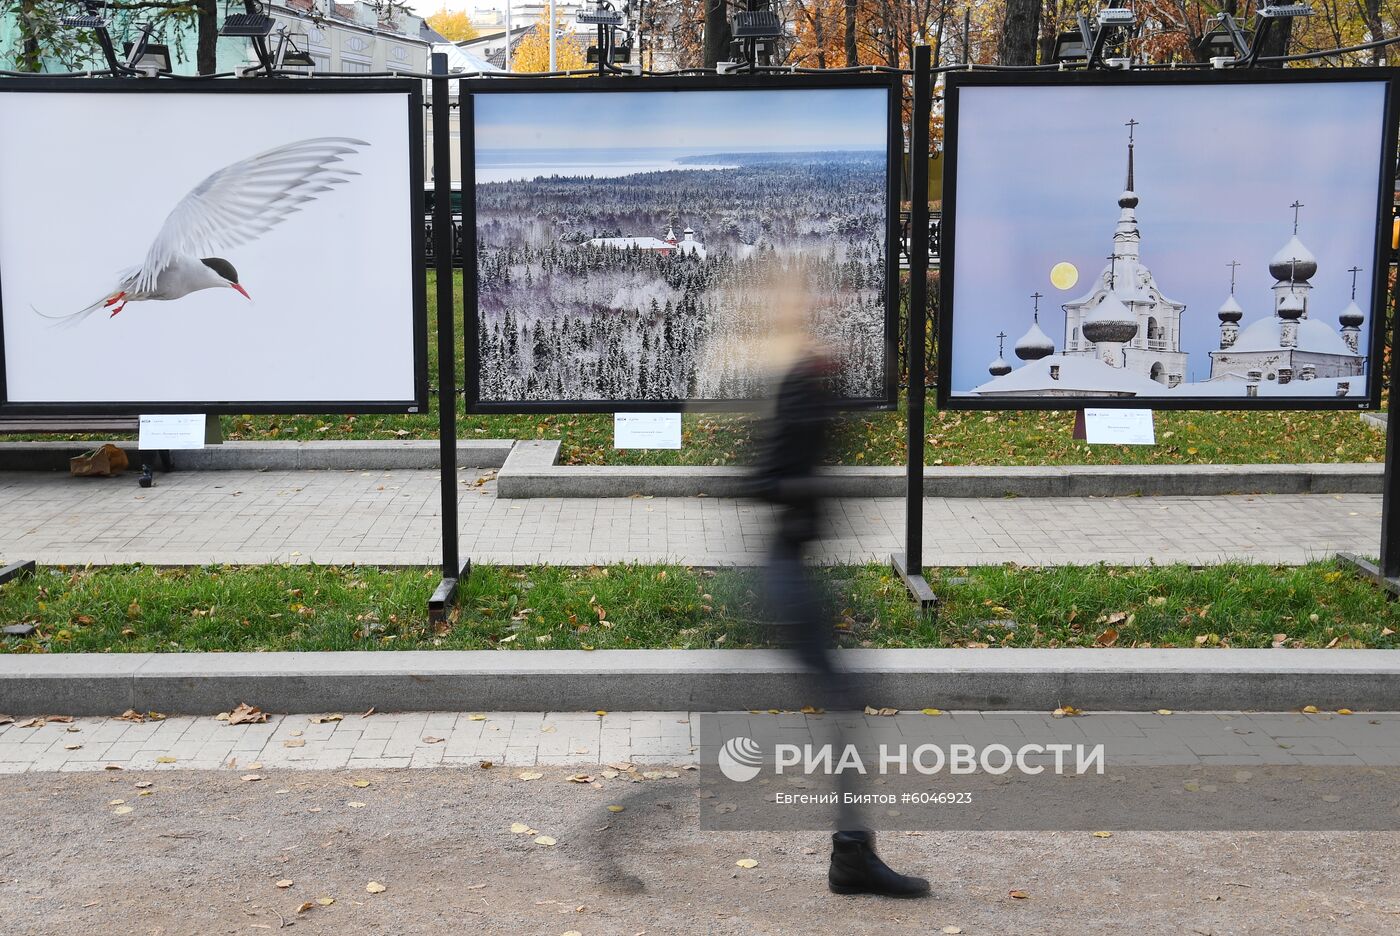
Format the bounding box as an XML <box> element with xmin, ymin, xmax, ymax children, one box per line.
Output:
<box><xmin>0</xmin><ymin>87</ymin><xmax>420</xmax><ymax>408</ymax></box>
<box><xmin>33</xmin><ymin>137</ymin><xmax>369</xmax><ymax>325</ymax></box>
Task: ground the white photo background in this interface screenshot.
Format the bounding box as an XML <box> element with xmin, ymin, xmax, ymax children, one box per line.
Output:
<box><xmin>472</xmin><ymin>86</ymin><xmax>892</xmax><ymax>406</ymax></box>
<box><xmin>0</xmin><ymin>90</ymin><xmax>417</xmax><ymax>406</ymax></box>
<box><xmin>946</xmin><ymin>80</ymin><xmax>1387</xmax><ymax>405</ymax></box>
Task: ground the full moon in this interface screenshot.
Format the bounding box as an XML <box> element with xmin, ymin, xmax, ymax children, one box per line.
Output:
<box><xmin>1050</xmin><ymin>261</ymin><xmax>1079</xmax><ymax>290</ymax></box>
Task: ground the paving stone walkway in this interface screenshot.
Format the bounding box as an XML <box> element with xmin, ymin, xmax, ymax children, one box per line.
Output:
<box><xmin>1</xmin><ymin>709</ymin><xmax>1392</xmax><ymax>774</ymax></box>
<box><xmin>0</xmin><ymin>468</ymin><xmax>1380</xmax><ymax>567</ymax></box>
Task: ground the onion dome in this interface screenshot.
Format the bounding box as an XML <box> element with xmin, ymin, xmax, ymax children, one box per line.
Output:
<box><xmin>1118</xmin><ymin>189</ymin><xmax>1138</xmax><ymax>209</ymax></box>
<box><xmin>1268</xmin><ymin>236</ymin><xmax>1317</xmax><ymax>282</ymax></box>
<box><xmin>1081</xmin><ymin>293</ymin><xmax>1139</xmax><ymax>345</ymax></box>
<box><xmin>1339</xmin><ymin>301</ymin><xmax>1365</xmax><ymax>328</ymax></box>
<box><xmin>1217</xmin><ymin>294</ymin><xmax>1243</xmax><ymax>323</ymax></box>
<box><xmin>988</xmin><ymin>356</ymin><xmax>1012</xmax><ymax>377</ymax></box>
<box><xmin>1014</xmin><ymin>319</ymin><xmax>1054</xmax><ymax>361</ymax></box>
<box><xmin>1277</xmin><ymin>291</ymin><xmax>1305</xmax><ymax>321</ymax></box>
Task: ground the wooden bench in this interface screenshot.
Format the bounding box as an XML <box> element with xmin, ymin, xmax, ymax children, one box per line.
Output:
<box><xmin>0</xmin><ymin>416</ymin><xmax>172</xmax><ymax>471</ymax></box>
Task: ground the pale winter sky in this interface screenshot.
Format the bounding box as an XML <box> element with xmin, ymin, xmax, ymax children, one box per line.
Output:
<box><xmin>474</xmin><ymin>86</ymin><xmax>890</xmax><ymax>152</ymax></box>
<box><xmin>948</xmin><ymin>80</ymin><xmax>1389</xmax><ymax>393</ymax></box>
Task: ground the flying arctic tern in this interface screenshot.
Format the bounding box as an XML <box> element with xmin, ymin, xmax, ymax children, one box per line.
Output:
<box><xmin>35</xmin><ymin>137</ymin><xmax>369</xmax><ymax>325</ymax></box>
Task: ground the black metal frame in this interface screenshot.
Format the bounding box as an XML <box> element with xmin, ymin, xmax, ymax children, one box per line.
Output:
<box><xmin>459</xmin><ymin>73</ymin><xmax>903</xmax><ymax>414</ymax></box>
<box><xmin>892</xmin><ymin>44</ymin><xmax>937</xmax><ymax>612</ymax></box>
<box><xmin>0</xmin><ymin>78</ymin><xmax>430</xmax><ymax>416</ymax></box>
<box><xmin>936</xmin><ymin>67</ymin><xmax>1400</xmax><ymax>413</ymax></box>
<box><xmin>428</xmin><ymin>53</ymin><xmax>469</xmax><ymax>623</ymax></box>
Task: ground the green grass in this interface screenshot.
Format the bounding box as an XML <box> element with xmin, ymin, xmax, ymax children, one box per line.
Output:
<box><xmin>1</xmin><ymin>562</ymin><xmax>1394</xmax><ymax>654</ymax></box>
<box><xmin>22</xmin><ymin>271</ymin><xmax>1383</xmax><ymax>467</ymax></box>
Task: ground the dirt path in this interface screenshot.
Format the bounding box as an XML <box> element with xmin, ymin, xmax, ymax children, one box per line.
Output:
<box><xmin>1</xmin><ymin>768</ymin><xmax>1396</xmax><ymax>935</ymax></box>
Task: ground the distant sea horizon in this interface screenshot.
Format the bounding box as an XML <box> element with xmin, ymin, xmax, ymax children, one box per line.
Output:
<box><xmin>475</xmin><ymin>145</ymin><xmax>882</xmax><ymax>184</ymax></box>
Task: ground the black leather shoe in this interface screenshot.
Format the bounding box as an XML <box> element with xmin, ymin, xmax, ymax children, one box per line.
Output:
<box><xmin>828</xmin><ymin>831</ymin><xmax>930</xmax><ymax>898</ymax></box>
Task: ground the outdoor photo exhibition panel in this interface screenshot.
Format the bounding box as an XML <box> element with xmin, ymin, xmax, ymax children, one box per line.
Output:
<box><xmin>462</xmin><ymin>75</ymin><xmax>902</xmax><ymax>413</ymax></box>
<box><xmin>0</xmin><ymin>79</ymin><xmax>428</xmax><ymax>415</ymax></box>
<box><xmin>937</xmin><ymin>69</ymin><xmax>1399</xmax><ymax>412</ymax></box>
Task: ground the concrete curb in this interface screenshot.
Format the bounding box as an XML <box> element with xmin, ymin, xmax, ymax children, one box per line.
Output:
<box><xmin>3</xmin><ymin>648</ymin><xmax>1397</xmax><ymax>715</ymax></box>
<box><xmin>0</xmin><ymin>436</ymin><xmax>1382</xmax><ymax>499</ymax></box>
<box><xmin>495</xmin><ymin>441</ymin><xmax>1381</xmax><ymax>499</ymax></box>
<box><xmin>0</xmin><ymin>440</ymin><xmax>513</xmax><ymax>472</ymax></box>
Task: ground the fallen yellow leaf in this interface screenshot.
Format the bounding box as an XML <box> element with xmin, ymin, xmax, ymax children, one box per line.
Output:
<box><xmin>921</xmin><ymin>708</ymin><xmax>943</xmax><ymax>716</ymax></box>
<box><xmin>348</xmin><ymin>801</ymin><xmax>366</xmax><ymax>809</ymax></box>
<box><xmin>1337</xmin><ymin>708</ymin><xmax>1354</xmax><ymax>716</ymax></box>
<box><xmin>510</xmin><ymin>822</ymin><xmax>531</xmax><ymax>834</ymax></box>
<box><xmin>276</xmin><ymin>880</ymin><xmax>293</xmax><ymax>889</ymax></box>
<box><xmin>155</xmin><ymin>756</ymin><xmax>177</xmax><ymax>764</ymax></box>
<box><xmin>534</xmin><ymin>835</ymin><xmax>557</xmax><ymax>846</ymax></box>
<box><xmin>594</xmin><ymin>710</ymin><xmax>608</xmax><ymax>717</ymax></box>
<box><xmin>1302</xmin><ymin>705</ymin><xmax>1320</xmax><ymax>714</ymax></box>
<box><xmin>943</xmin><ymin>928</ymin><xmax>963</xmax><ymax>935</ymax></box>
<box><xmin>366</xmin><ymin>882</ymin><xmax>386</xmax><ymax>894</ymax></box>
<box><xmin>469</xmin><ymin>714</ymin><xmax>487</xmax><ymax>721</ymax></box>
<box><xmin>1009</xmin><ymin>889</ymin><xmax>1029</xmax><ymax>899</ymax></box>
<box><xmin>241</xmin><ymin>774</ymin><xmax>264</xmax><ymax>782</ymax></box>
<box><xmin>1156</xmin><ymin>709</ymin><xmax>1173</xmax><ymax>716</ymax></box>
<box><xmin>112</xmin><ymin>805</ymin><xmax>133</xmax><ymax>815</ymax></box>
<box><xmin>606</xmin><ymin>805</ymin><xmax>624</xmax><ymax>813</ymax></box>
<box><xmin>735</xmin><ymin>858</ymin><xmax>759</xmax><ymax>869</ymax></box>
<box><xmin>351</xmin><ymin>779</ymin><xmax>371</xmax><ymax>788</ymax></box>
<box><xmin>1092</xmin><ymin>831</ymin><xmax>1112</xmax><ymax>838</ymax></box>
<box><xmin>518</xmin><ymin>771</ymin><xmax>543</xmax><ymax>782</ymax></box>
<box><xmin>316</xmin><ymin>897</ymin><xmax>335</xmax><ymax>906</ymax></box>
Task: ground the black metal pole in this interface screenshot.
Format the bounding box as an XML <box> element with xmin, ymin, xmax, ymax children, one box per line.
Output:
<box><xmin>893</xmin><ymin>43</ymin><xmax>936</xmax><ymax>610</ymax></box>
<box><xmin>1380</xmin><ymin>237</ymin><xmax>1400</xmax><ymax>578</ymax></box>
<box><xmin>429</xmin><ymin>52</ymin><xmax>464</xmax><ymax>622</ymax></box>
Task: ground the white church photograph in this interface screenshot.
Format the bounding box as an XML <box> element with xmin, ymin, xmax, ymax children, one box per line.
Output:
<box><xmin>943</xmin><ymin>77</ymin><xmax>1390</xmax><ymax>406</ymax></box>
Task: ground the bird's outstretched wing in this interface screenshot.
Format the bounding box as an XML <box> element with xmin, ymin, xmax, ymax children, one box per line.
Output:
<box><xmin>133</xmin><ymin>137</ymin><xmax>370</xmax><ymax>295</ymax></box>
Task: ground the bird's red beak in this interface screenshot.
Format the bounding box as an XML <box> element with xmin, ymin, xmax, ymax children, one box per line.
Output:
<box><xmin>231</xmin><ymin>283</ymin><xmax>251</xmax><ymax>300</ymax></box>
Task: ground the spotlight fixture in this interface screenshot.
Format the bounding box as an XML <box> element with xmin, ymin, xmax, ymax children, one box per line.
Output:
<box><xmin>731</xmin><ymin>9</ymin><xmax>782</xmax><ymax>39</ymax></box>
<box><xmin>577</xmin><ymin>7</ymin><xmax>623</xmax><ymax>26</ymax></box>
<box><xmin>1050</xmin><ymin>30</ymin><xmax>1088</xmax><ymax>62</ymax></box>
<box><xmin>59</xmin><ymin>11</ymin><xmax>107</xmax><ymax>28</ymax></box>
<box><xmin>1256</xmin><ymin>2</ymin><xmax>1314</xmax><ymax>16</ymax></box>
<box><xmin>219</xmin><ymin>12</ymin><xmax>275</xmax><ymax>38</ymax></box>
<box><xmin>124</xmin><ymin>39</ymin><xmax>172</xmax><ymax>74</ymax></box>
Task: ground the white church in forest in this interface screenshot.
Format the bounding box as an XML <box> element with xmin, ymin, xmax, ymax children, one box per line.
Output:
<box><xmin>587</xmin><ymin>225</ymin><xmax>706</xmax><ymax>259</ymax></box>
<box><xmin>971</xmin><ymin>120</ymin><xmax>1367</xmax><ymax>400</ymax></box>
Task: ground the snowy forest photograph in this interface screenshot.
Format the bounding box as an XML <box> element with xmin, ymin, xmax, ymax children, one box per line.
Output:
<box><xmin>469</xmin><ymin>82</ymin><xmax>895</xmax><ymax>409</ymax></box>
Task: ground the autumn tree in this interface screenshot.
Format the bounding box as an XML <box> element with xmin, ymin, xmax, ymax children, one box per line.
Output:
<box><xmin>998</xmin><ymin>0</ymin><xmax>1039</xmax><ymax>63</ymax></box>
<box><xmin>512</xmin><ymin>8</ymin><xmax>586</xmax><ymax>72</ymax></box>
<box><xmin>427</xmin><ymin>9</ymin><xmax>480</xmax><ymax>41</ymax></box>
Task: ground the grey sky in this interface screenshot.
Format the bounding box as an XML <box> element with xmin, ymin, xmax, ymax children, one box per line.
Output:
<box><xmin>474</xmin><ymin>86</ymin><xmax>889</xmax><ymax>151</ymax></box>
<box><xmin>948</xmin><ymin>81</ymin><xmax>1388</xmax><ymax>392</ymax></box>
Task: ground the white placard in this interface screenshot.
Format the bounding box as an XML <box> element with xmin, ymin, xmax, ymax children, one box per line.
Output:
<box><xmin>1084</xmin><ymin>409</ymin><xmax>1155</xmax><ymax>446</ymax></box>
<box><xmin>614</xmin><ymin>413</ymin><xmax>682</xmax><ymax>450</ymax></box>
<box><xmin>139</xmin><ymin>413</ymin><xmax>206</xmax><ymax>450</ymax></box>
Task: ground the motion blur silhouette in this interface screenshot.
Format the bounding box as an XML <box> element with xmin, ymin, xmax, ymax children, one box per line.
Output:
<box><xmin>750</xmin><ymin>274</ymin><xmax>929</xmax><ymax>898</ymax></box>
